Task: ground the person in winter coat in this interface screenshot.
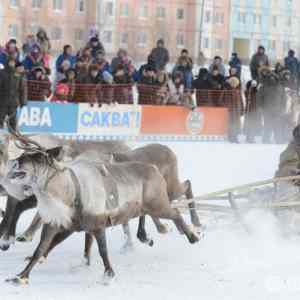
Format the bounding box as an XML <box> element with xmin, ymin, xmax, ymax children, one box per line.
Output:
<box><xmin>284</xmin><ymin>50</ymin><xmax>299</xmax><ymax>91</ymax></box>
<box><xmin>192</xmin><ymin>68</ymin><xmax>213</xmax><ymax>90</ymax></box>
<box><xmin>27</xmin><ymin>66</ymin><xmax>51</xmax><ymax>101</ymax></box>
<box><xmin>250</xmin><ymin>46</ymin><xmax>269</xmax><ymax>80</ymax></box>
<box><xmin>113</xmin><ymin>64</ymin><xmax>133</xmax><ymax>104</ymax></box>
<box><xmin>87</xmin><ymin>36</ymin><xmax>105</xmax><ymax>59</ymax></box>
<box><xmin>0</xmin><ymin>39</ymin><xmax>20</xmax><ymax>65</ymax></box>
<box><xmin>148</xmin><ymin>39</ymin><xmax>170</xmax><ymax>71</ymax></box>
<box><xmin>93</xmin><ymin>50</ymin><xmax>110</xmax><ymax>76</ymax></box>
<box><xmin>229</xmin><ymin>53</ymin><xmax>242</xmax><ymax>78</ymax></box>
<box><xmin>22</xmin><ymin>34</ymin><xmax>37</xmax><ymax>57</ymax></box>
<box><xmin>173</xmin><ymin>49</ymin><xmax>193</xmax><ymax>89</ymax></box>
<box><xmin>36</xmin><ymin>28</ymin><xmax>51</xmax><ymax>68</ymax></box>
<box><xmin>0</xmin><ymin>58</ymin><xmax>27</xmax><ymax>129</ymax></box>
<box><xmin>56</xmin><ymin>45</ymin><xmax>77</xmax><ymax>75</ymax></box>
<box><xmin>275</xmin><ymin>125</ymin><xmax>300</xmax><ymax>178</ymax></box>
<box><xmin>209</xmin><ymin>66</ymin><xmax>225</xmax><ymax>90</ymax></box>
<box><xmin>111</xmin><ymin>49</ymin><xmax>135</xmax><ymax>76</ymax></box>
<box><xmin>209</xmin><ymin>56</ymin><xmax>226</xmax><ymax>77</ymax></box>
<box><xmin>23</xmin><ymin>44</ymin><xmax>44</xmax><ymax>73</ymax></box>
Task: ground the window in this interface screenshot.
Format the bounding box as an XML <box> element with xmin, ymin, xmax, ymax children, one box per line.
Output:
<box><xmin>51</xmin><ymin>27</ymin><xmax>63</xmax><ymax>40</ymax></box>
<box><xmin>272</xmin><ymin>15</ymin><xmax>277</xmax><ymax>27</ymax></box>
<box><xmin>76</xmin><ymin>0</ymin><xmax>85</xmax><ymax>13</ymax></box>
<box><xmin>8</xmin><ymin>24</ymin><xmax>18</xmax><ymax>38</ymax></box>
<box><xmin>269</xmin><ymin>40</ymin><xmax>276</xmax><ymax>50</ymax></box>
<box><xmin>215</xmin><ymin>39</ymin><xmax>223</xmax><ymax>50</ymax></box>
<box><xmin>176</xmin><ymin>32</ymin><xmax>184</xmax><ymax>48</ymax></box>
<box><xmin>238</xmin><ymin>12</ymin><xmax>246</xmax><ymax>24</ymax></box>
<box><xmin>253</xmin><ymin>14</ymin><xmax>262</xmax><ymax>25</ymax></box>
<box><xmin>103</xmin><ymin>31</ymin><xmax>112</xmax><ymax>44</ymax></box>
<box><xmin>105</xmin><ymin>2</ymin><xmax>114</xmax><ymax>16</ymax></box>
<box><xmin>157</xmin><ymin>6</ymin><xmax>166</xmax><ymax>19</ymax></box>
<box><xmin>120</xmin><ymin>32</ymin><xmax>129</xmax><ymax>45</ymax></box>
<box><xmin>32</xmin><ymin>0</ymin><xmax>42</xmax><ymax>9</ymax></box>
<box><xmin>10</xmin><ymin>0</ymin><xmax>19</xmax><ymax>8</ymax></box>
<box><xmin>214</xmin><ymin>12</ymin><xmax>224</xmax><ymax>24</ymax></box>
<box><xmin>75</xmin><ymin>28</ymin><xmax>84</xmax><ymax>41</ymax></box>
<box><xmin>205</xmin><ymin>11</ymin><xmax>211</xmax><ymax>23</ymax></box>
<box><xmin>136</xmin><ymin>32</ymin><xmax>147</xmax><ymax>47</ymax></box>
<box><xmin>53</xmin><ymin>0</ymin><xmax>63</xmax><ymax>11</ymax></box>
<box><xmin>120</xmin><ymin>2</ymin><xmax>129</xmax><ymax>17</ymax></box>
<box><xmin>139</xmin><ymin>3</ymin><xmax>148</xmax><ymax>18</ymax></box>
<box><xmin>177</xmin><ymin>8</ymin><xmax>184</xmax><ymax>20</ymax></box>
<box><xmin>203</xmin><ymin>37</ymin><xmax>209</xmax><ymax>49</ymax></box>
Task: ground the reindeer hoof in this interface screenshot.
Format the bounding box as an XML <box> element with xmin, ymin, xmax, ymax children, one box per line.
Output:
<box><xmin>102</xmin><ymin>270</ymin><xmax>115</xmax><ymax>286</ymax></box>
<box><xmin>17</xmin><ymin>234</ymin><xmax>33</xmax><ymax>243</ymax></box>
<box><xmin>157</xmin><ymin>223</ymin><xmax>170</xmax><ymax>234</ymax></box>
<box><xmin>83</xmin><ymin>256</ymin><xmax>91</xmax><ymax>266</ymax></box>
<box><xmin>6</xmin><ymin>276</ymin><xmax>29</xmax><ymax>286</ymax></box>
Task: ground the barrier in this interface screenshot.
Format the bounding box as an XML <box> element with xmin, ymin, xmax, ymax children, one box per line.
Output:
<box><xmin>18</xmin><ymin>101</ymin><xmax>229</xmax><ymax>142</ymax></box>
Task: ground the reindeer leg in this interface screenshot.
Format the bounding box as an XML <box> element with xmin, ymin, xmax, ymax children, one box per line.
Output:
<box><xmin>183</xmin><ymin>179</ymin><xmax>202</xmax><ymax>229</ymax></box>
<box><xmin>94</xmin><ymin>229</ymin><xmax>115</xmax><ymax>285</ymax></box>
<box><xmin>120</xmin><ymin>222</ymin><xmax>134</xmax><ymax>253</ymax></box>
<box><xmin>151</xmin><ymin>217</ymin><xmax>169</xmax><ymax>234</ymax></box>
<box><xmin>6</xmin><ymin>224</ymin><xmax>60</xmax><ymax>285</ymax></box>
<box><xmin>0</xmin><ymin>196</ymin><xmax>37</xmax><ymax>251</ymax></box>
<box><xmin>137</xmin><ymin>216</ymin><xmax>154</xmax><ymax>247</ymax></box>
<box><xmin>84</xmin><ymin>233</ymin><xmax>93</xmax><ymax>265</ymax></box>
<box><xmin>17</xmin><ymin>213</ymin><xmax>42</xmax><ymax>243</ymax></box>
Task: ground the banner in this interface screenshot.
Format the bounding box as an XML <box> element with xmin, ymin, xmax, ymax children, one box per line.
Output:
<box><xmin>141</xmin><ymin>106</ymin><xmax>228</xmax><ymax>137</ymax></box>
<box><xmin>18</xmin><ymin>101</ymin><xmax>78</xmax><ymax>133</ymax></box>
<box><xmin>77</xmin><ymin>104</ymin><xmax>141</xmax><ymax>136</ymax></box>
<box><xmin>17</xmin><ymin>102</ymin><xmax>229</xmax><ymax>141</ymax></box>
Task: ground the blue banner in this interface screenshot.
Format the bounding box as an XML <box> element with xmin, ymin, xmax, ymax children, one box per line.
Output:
<box><xmin>18</xmin><ymin>101</ymin><xmax>78</xmax><ymax>133</ymax></box>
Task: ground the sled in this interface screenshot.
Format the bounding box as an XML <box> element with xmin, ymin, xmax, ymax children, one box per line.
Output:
<box><xmin>173</xmin><ymin>175</ymin><xmax>300</xmax><ymax>224</ymax></box>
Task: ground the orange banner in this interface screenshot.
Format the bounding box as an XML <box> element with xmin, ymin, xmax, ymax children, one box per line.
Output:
<box><xmin>141</xmin><ymin>106</ymin><xmax>228</xmax><ymax>136</ymax></box>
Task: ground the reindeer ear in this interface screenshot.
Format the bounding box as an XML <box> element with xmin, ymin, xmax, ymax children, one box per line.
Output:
<box><xmin>46</xmin><ymin>147</ymin><xmax>64</xmax><ymax>160</ymax></box>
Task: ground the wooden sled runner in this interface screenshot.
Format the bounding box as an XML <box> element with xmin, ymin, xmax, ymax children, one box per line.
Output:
<box><xmin>172</xmin><ymin>175</ymin><xmax>300</xmax><ymax>213</ymax></box>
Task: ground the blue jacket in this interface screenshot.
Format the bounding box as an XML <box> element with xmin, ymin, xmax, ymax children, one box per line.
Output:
<box><xmin>56</xmin><ymin>54</ymin><xmax>77</xmax><ymax>73</ymax></box>
<box><xmin>284</xmin><ymin>55</ymin><xmax>299</xmax><ymax>77</ymax></box>
<box><xmin>229</xmin><ymin>56</ymin><xmax>242</xmax><ymax>76</ymax></box>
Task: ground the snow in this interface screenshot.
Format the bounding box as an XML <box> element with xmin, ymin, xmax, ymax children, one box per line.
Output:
<box><xmin>3</xmin><ymin>141</ymin><xmax>300</xmax><ymax>300</ymax></box>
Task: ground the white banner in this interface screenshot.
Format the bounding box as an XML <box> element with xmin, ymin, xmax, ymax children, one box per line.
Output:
<box><xmin>77</xmin><ymin>104</ymin><xmax>142</xmax><ymax>136</ymax></box>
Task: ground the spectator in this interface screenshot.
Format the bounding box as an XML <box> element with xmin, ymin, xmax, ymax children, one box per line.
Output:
<box><xmin>284</xmin><ymin>50</ymin><xmax>299</xmax><ymax>90</ymax></box>
<box><xmin>209</xmin><ymin>56</ymin><xmax>226</xmax><ymax>77</ymax></box>
<box><xmin>229</xmin><ymin>53</ymin><xmax>242</xmax><ymax>78</ymax></box>
<box><xmin>59</xmin><ymin>68</ymin><xmax>77</xmax><ymax>102</ymax></box>
<box><xmin>139</xmin><ymin>65</ymin><xmax>157</xmax><ymax>85</ymax></box>
<box><xmin>0</xmin><ymin>39</ymin><xmax>20</xmax><ymax>65</ymax></box>
<box><xmin>0</xmin><ymin>58</ymin><xmax>27</xmax><ymax>130</ymax></box>
<box><xmin>113</xmin><ymin>64</ymin><xmax>133</xmax><ymax>104</ymax></box>
<box><xmin>15</xmin><ymin>62</ymin><xmax>25</xmax><ymax>77</ymax></box>
<box><xmin>173</xmin><ymin>49</ymin><xmax>193</xmax><ymax>89</ymax></box>
<box><xmin>78</xmin><ymin>47</ymin><xmax>93</xmax><ymax>68</ymax></box>
<box><xmin>137</xmin><ymin>55</ymin><xmax>156</xmax><ymax>82</ymax></box>
<box><xmin>87</xmin><ymin>36</ymin><xmax>105</xmax><ymax>59</ymax></box>
<box><xmin>148</xmin><ymin>39</ymin><xmax>170</xmax><ymax>71</ymax></box>
<box><xmin>27</xmin><ymin>66</ymin><xmax>51</xmax><ymax>101</ymax></box>
<box><xmin>23</xmin><ymin>44</ymin><xmax>44</xmax><ymax>73</ymax></box>
<box><xmin>250</xmin><ymin>45</ymin><xmax>269</xmax><ymax>80</ymax></box>
<box><xmin>111</xmin><ymin>49</ymin><xmax>135</xmax><ymax>76</ymax></box>
<box><xmin>209</xmin><ymin>66</ymin><xmax>225</xmax><ymax>90</ymax></box>
<box><xmin>56</xmin><ymin>59</ymin><xmax>72</xmax><ymax>82</ymax></box>
<box><xmin>22</xmin><ymin>34</ymin><xmax>37</xmax><ymax>57</ymax></box>
<box><xmin>36</xmin><ymin>28</ymin><xmax>51</xmax><ymax>68</ymax></box>
<box><xmin>75</xmin><ymin>57</ymin><xmax>89</xmax><ymax>83</ymax></box>
<box><xmin>192</xmin><ymin>68</ymin><xmax>213</xmax><ymax>90</ymax></box>
<box><xmin>156</xmin><ymin>71</ymin><xmax>169</xmax><ymax>104</ymax></box>
<box><xmin>93</xmin><ymin>50</ymin><xmax>110</xmax><ymax>76</ymax></box>
<box><xmin>56</xmin><ymin>45</ymin><xmax>76</xmax><ymax>79</ymax></box>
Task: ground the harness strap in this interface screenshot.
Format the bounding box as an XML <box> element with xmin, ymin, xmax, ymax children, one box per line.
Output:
<box><xmin>68</xmin><ymin>168</ymin><xmax>83</xmax><ymax>229</ymax></box>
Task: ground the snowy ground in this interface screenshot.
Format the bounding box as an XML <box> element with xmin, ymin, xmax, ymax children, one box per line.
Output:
<box><xmin>3</xmin><ymin>142</ymin><xmax>300</xmax><ymax>300</ymax></box>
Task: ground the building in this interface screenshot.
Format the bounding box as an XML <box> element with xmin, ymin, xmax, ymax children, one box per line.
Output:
<box><xmin>200</xmin><ymin>0</ymin><xmax>231</xmax><ymax>62</ymax></box>
<box><xmin>114</xmin><ymin>0</ymin><xmax>202</xmax><ymax>62</ymax></box>
<box><xmin>0</xmin><ymin>0</ymin><xmax>202</xmax><ymax>63</ymax></box>
<box><xmin>230</xmin><ymin>0</ymin><xmax>300</xmax><ymax>63</ymax></box>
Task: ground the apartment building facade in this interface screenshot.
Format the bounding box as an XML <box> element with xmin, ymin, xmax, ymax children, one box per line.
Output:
<box><xmin>230</xmin><ymin>0</ymin><xmax>300</xmax><ymax>63</ymax></box>
<box><xmin>0</xmin><ymin>0</ymin><xmax>202</xmax><ymax>62</ymax></box>
<box><xmin>200</xmin><ymin>0</ymin><xmax>231</xmax><ymax>62</ymax></box>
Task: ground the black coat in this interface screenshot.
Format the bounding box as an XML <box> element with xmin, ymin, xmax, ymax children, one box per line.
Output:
<box><xmin>0</xmin><ymin>67</ymin><xmax>27</xmax><ymax>107</ymax></box>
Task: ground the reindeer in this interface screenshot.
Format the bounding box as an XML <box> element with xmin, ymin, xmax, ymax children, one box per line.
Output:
<box><xmin>6</xmin><ymin>139</ymin><xmax>200</xmax><ymax>285</ymax></box>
